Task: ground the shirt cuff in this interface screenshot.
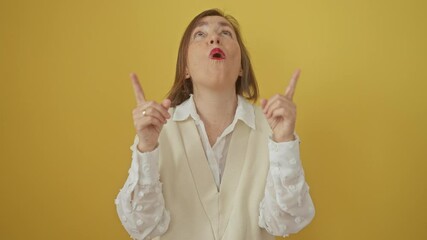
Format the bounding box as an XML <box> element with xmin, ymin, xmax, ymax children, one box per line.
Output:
<box><xmin>268</xmin><ymin>135</ymin><xmax>301</xmax><ymax>168</ymax></box>
<box><xmin>131</xmin><ymin>145</ymin><xmax>161</xmax><ymax>185</ymax></box>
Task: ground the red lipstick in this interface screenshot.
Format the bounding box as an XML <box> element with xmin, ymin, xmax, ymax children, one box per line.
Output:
<box><xmin>209</xmin><ymin>48</ymin><xmax>226</xmax><ymax>60</ymax></box>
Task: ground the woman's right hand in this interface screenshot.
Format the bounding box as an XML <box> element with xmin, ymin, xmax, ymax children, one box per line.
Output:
<box><xmin>130</xmin><ymin>73</ymin><xmax>171</xmax><ymax>152</ymax></box>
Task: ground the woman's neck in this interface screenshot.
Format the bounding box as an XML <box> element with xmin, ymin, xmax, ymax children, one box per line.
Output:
<box><xmin>192</xmin><ymin>89</ymin><xmax>238</xmax><ymax>146</ymax></box>
<box><xmin>193</xmin><ymin>89</ymin><xmax>237</xmax><ymax>121</ymax></box>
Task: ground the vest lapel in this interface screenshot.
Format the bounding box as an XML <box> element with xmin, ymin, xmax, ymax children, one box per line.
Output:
<box><xmin>219</xmin><ymin>120</ymin><xmax>251</xmax><ymax>237</ymax></box>
<box><xmin>178</xmin><ymin>119</ymin><xmax>219</xmax><ymax>239</ymax></box>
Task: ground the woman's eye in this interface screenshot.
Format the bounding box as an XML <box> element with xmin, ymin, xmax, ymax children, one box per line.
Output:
<box><xmin>222</xmin><ymin>30</ymin><xmax>232</xmax><ymax>37</ymax></box>
<box><xmin>194</xmin><ymin>31</ymin><xmax>205</xmax><ymax>38</ymax></box>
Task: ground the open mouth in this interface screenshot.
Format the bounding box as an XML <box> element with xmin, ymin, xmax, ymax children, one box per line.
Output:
<box><xmin>209</xmin><ymin>48</ymin><xmax>226</xmax><ymax>60</ymax></box>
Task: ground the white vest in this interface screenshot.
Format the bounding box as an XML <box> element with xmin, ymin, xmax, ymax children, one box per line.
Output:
<box><xmin>157</xmin><ymin>107</ymin><xmax>274</xmax><ymax>240</ymax></box>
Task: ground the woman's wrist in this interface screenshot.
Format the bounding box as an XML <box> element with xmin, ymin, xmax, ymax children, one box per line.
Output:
<box><xmin>272</xmin><ymin>134</ymin><xmax>295</xmax><ymax>143</ymax></box>
<box><xmin>137</xmin><ymin>142</ymin><xmax>158</xmax><ymax>153</ymax></box>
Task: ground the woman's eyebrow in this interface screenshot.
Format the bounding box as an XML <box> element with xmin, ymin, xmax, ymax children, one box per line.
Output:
<box><xmin>218</xmin><ymin>21</ymin><xmax>232</xmax><ymax>28</ymax></box>
<box><xmin>195</xmin><ymin>20</ymin><xmax>232</xmax><ymax>28</ymax></box>
<box><xmin>195</xmin><ymin>21</ymin><xmax>208</xmax><ymax>28</ymax></box>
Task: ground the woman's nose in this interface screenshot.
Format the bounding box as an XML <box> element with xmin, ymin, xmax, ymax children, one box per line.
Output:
<box><xmin>209</xmin><ymin>38</ymin><xmax>220</xmax><ymax>44</ymax></box>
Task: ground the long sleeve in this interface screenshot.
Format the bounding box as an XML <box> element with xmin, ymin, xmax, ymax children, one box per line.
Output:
<box><xmin>115</xmin><ymin>137</ymin><xmax>170</xmax><ymax>240</ymax></box>
<box><xmin>258</xmin><ymin>136</ymin><xmax>315</xmax><ymax>237</ymax></box>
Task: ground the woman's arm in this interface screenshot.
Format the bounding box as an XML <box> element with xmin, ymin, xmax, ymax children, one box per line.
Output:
<box><xmin>115</xmin><ymin>73</ymin><xmax>171</xmax><ymax>239</ymax></box>
<box><xmin>259</xmin><ymin>70</ymin><xmax>315</xmax><ymax>236</ymax></box>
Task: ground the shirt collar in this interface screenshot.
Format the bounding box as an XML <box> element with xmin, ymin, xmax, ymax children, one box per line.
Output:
<box><xmin>173</xmin><ymin>94</ymin><xmax>256</xmax><ymax>130</ymax></box>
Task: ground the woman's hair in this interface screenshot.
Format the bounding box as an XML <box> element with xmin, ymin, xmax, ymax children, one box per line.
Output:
<box><xmin>167</xmin><ymin>8</ymin><xmax>259</xmax><ymax>107</ymax></box>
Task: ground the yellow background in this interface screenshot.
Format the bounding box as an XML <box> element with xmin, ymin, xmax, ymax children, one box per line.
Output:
<box><xmin>1</xmin><ymin>0</ymin><xmax>426</xmax><ymax>239</ymax></box>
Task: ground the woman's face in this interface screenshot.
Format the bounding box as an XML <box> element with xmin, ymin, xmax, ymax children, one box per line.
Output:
<box><xmin>186</xmin><ymin>16</ymin><xmax>242</xmax><ymax>93</ymax></box>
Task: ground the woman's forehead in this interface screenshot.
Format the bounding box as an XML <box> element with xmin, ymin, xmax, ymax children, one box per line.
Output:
<box><xmin>195</xmin><ymin>16</ymin><xmax>233</xmax><ymax>29</ymax></box>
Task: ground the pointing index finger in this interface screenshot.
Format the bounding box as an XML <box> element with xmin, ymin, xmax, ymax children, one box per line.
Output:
<box><xmin>130</xmin><ymin>73</ymin><xmax>146</xmax><ymax>104</ymax></box>
<box><xmin>284</xmin><ymin>69</ymin><xmax>301</xmax><ymax>100</ymax></box>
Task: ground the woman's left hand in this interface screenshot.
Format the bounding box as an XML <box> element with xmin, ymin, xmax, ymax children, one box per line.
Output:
<box><xmin>261</xmin><ymin>69</ymin><xmax>300</xmax><ymax>142</ymax></box>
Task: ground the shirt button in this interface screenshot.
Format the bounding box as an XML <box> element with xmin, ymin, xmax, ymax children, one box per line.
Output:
<box><xmin>136</xmin><ymin>219</ymin><xmax>143</xmax><ymax>226</ymax></box>
<box><xmin>159</xmin><ymin>223</ymin><xmax>165</xmax><ymax>232</ymax></box>
<box><xmin>282</xmin><ymin>203</ymin><xmax>288</xmax><ymax>210</ymax></box>
<box><xmin>138</xmin><ymin>191</ymin><xmax>145</xmax><ymax>197</ymax></box>
<box><xmin>136</xmin><ymin>205</ymin><xmax>143</xmax><ymax>211</ymax></box>
<box><xmin>283</xmin><ymin>224</ymin><xmax>287</xmax><ymax>231</ymax></box>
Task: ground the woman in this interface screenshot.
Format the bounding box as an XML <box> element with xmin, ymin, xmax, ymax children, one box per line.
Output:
<box><xmin>115</xmin><ymin>9</ymin><xmax>315</xmax><ymax>240</ymax></box>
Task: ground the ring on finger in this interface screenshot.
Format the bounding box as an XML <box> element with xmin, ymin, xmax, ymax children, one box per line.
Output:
<box><xmin>142</xmin><ymin>110</ymin><xmax>147</xmax><ymax>116</ymax></box>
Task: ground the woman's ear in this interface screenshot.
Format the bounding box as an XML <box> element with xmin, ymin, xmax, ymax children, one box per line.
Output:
<box><xmin>185</xmin><ymin>67</ymin><xmax>190</xmax><ymax>79</ymax></box>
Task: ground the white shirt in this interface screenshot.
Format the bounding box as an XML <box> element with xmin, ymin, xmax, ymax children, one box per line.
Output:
<box><xmin>115</xmin><ymin>95</ymin><xmax>315</xmax><ymax>240</ymax></box>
